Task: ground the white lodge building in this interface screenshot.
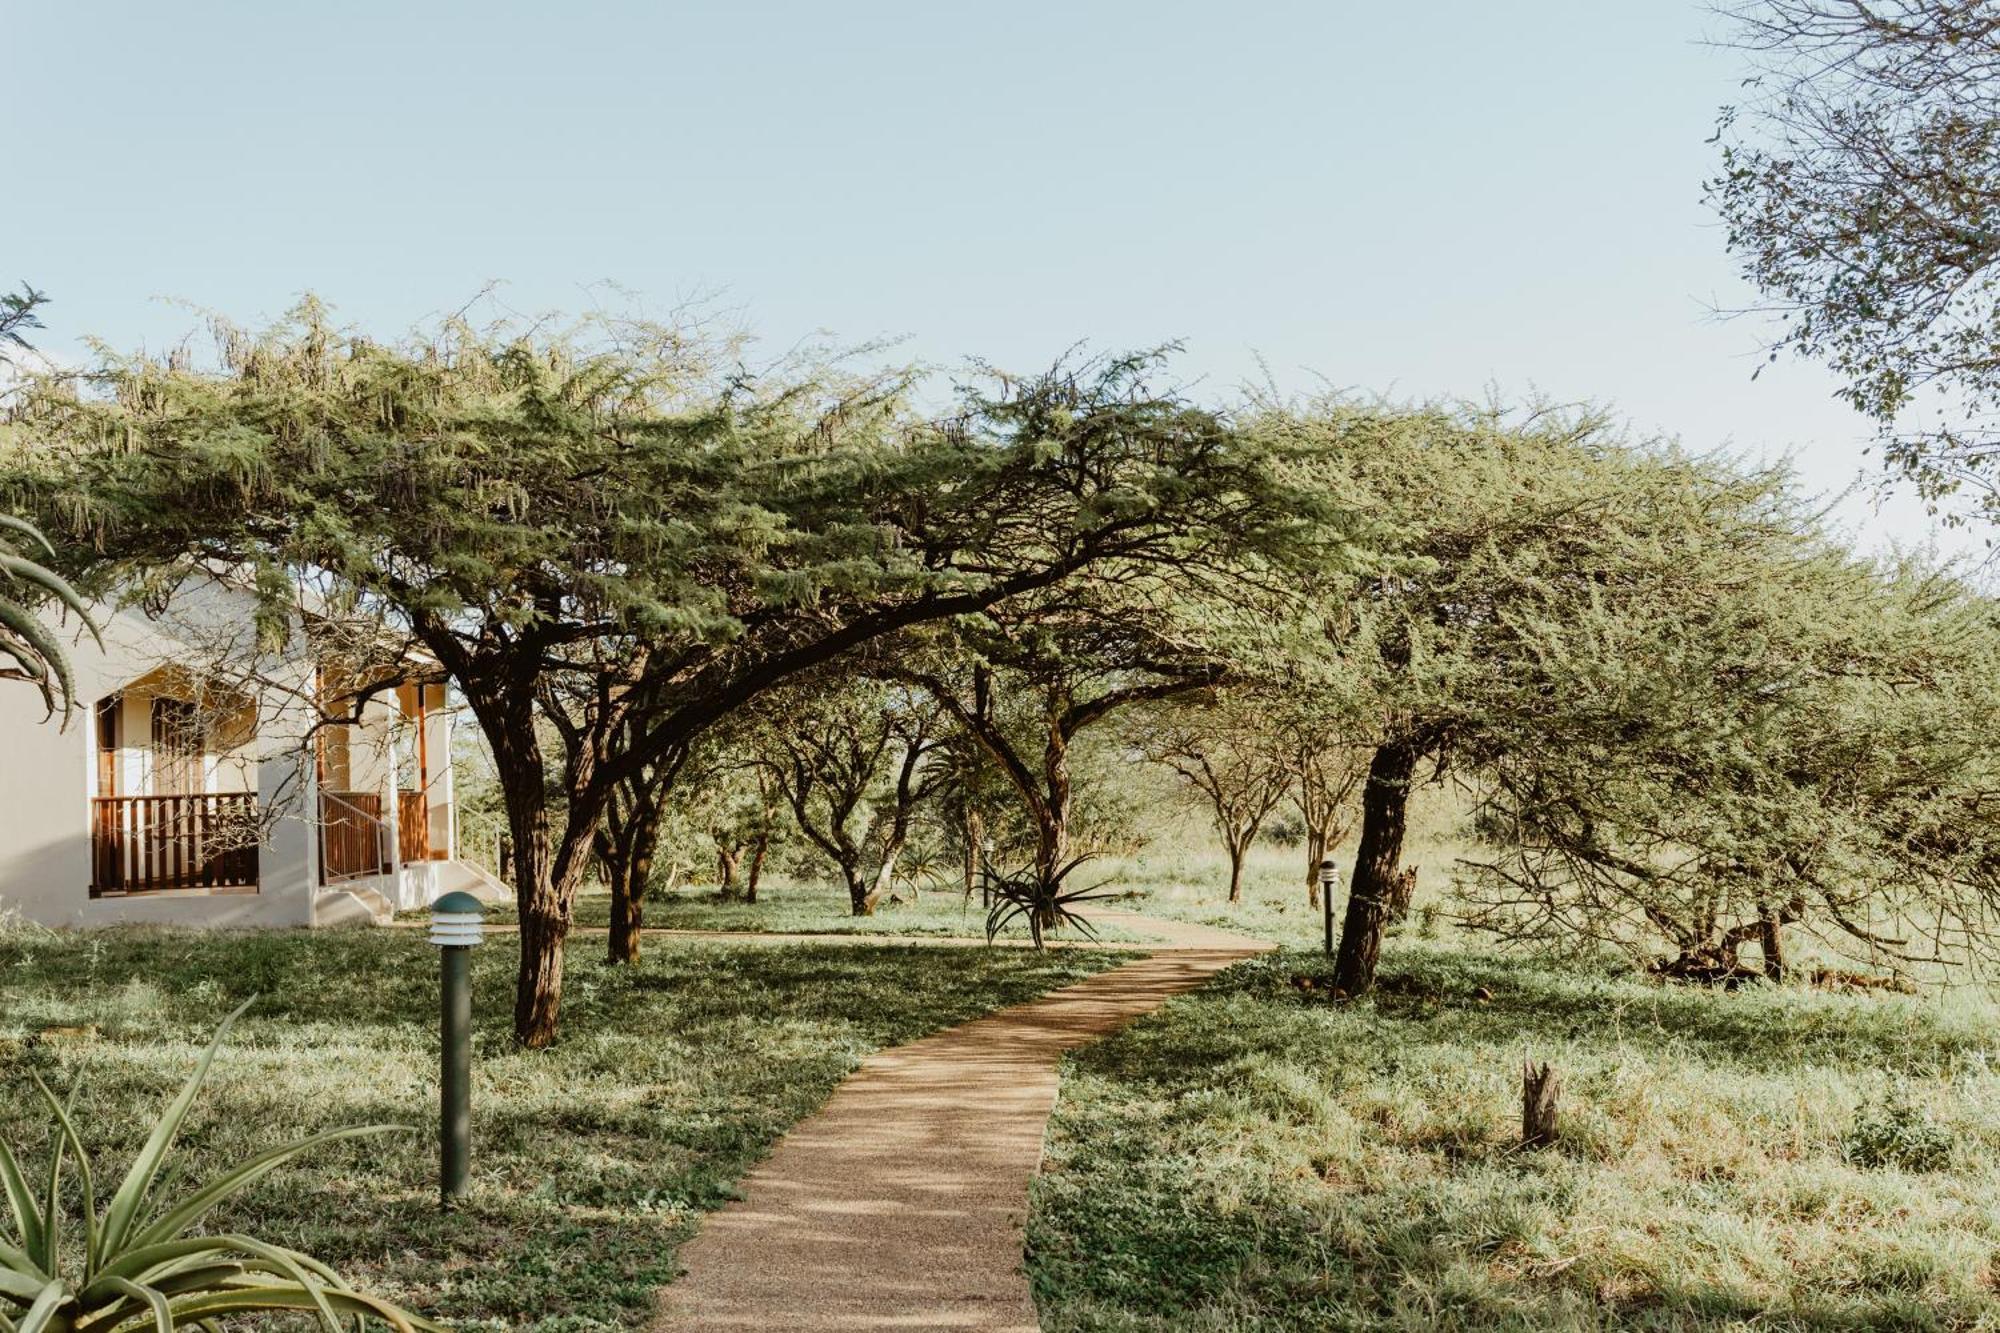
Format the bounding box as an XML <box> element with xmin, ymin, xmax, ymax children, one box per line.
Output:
<box><xmin>0</xmin><ymin>575</ymin><xmax>503</xmax><ymax>928</ymax></box>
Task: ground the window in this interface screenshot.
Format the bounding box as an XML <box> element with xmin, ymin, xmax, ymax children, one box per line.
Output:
<box><xmin>150</xmin><ymin>698</ymin><xmax>203</xmax><ymax>796</ymax></box>
<box><xmin>94</xmin><ymin>696</ymin><xmax>120</xmax><ymax>797</ymax></box>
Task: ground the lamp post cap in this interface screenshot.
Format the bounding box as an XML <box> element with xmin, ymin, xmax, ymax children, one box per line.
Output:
<box><xmin>433</xmin><ymin>891</ymin><xmax>486</xmax><ymax>916</ymax></box>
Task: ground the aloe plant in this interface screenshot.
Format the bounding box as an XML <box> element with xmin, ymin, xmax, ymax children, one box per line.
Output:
<box><xmin>0</xmin><ymin>1000</ymin><xmax>442</xmax><ymax>1331</ymax></box>
<box><xmin>982</xmin><ymin>859</ymin><xmax>1112</xmax><ymax>949</ymax></box>
<box><xmin>0</xmin><ymin>514</ymin><xmax>97</xmax><ymax>722</ymax></box>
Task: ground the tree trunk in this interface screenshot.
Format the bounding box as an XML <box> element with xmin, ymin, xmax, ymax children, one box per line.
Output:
<box><xmin>870</xmin><ymin>836</ymin><xmax>906</xmax><ymax>906</ymax></box>
<box><xmin>1034</xmin><ymin>739</ymin><xmax>1073</xmax><ymax>893</ymax></box>
<box><xmin>493</xmin><ymin>741</ymin><xmax>572</xmax><ymax>1049</ymax></box>
<box><xmin>516</xmin><ymin>904</ymin><xmax>566</xmax><ymax>1050</ymax></box>
<box><xmin>1758</xmin><ymin>901</ymin><xmax>1788</xmax><ymax>982</ymax></box>
<box><xmin>1304</xmin><ymin>825</ymin><xmax>1328</xmax><ymax>908</ymax></box>
<box><xmin>459</xmin><ymin>665</ymin><xmax>620</xmax><ymax>1049</ymax></box>
<box><xmin>513</xmin><ymin>824</ymin><xmax>594</xmax><ymax>1049</ymax></box>
<box><xmin>963</xmin><ymin>806</ymin><xmax>984</xmax><ymax>902</ymax></box>
<box><xmin>745</xmin><ymin>832</ymin><xmax>768</xmax><ymax>904</ymax></box>
<box><xmin>600</xmin><ymin>784</ymin><xmax>664</xmax><ymax>960</ymax></box>
<box><xmin>1331</xmin><ymin>739</ymin><xmax>1418</xmax><ymax>997</ymax></box>
<box><xmin>1387</xmin><ymin>866</ymin><xmax>1418</xmax><ymax>924</ymax></box>
<box><xmin>606</xmin><ymin>806</ymin><xmax>660</xmax><ymax>966</ymax></box>
<box><xmin>717</xmin><ymin>845</ymin><xmax>739</xmax><ymax>895</ymax></box>
<box><xmin>608</xmin><ymin>868</ymin><xmax>644</xmax><ymax>965</ymax></box>
<box><xmin>1226</xmin><ymin>839</ymin><xmax>1247</xmax><ymax>904</ymax></box>
<box><xmin>846</xmin><ymin>865</ymin><xmax>875</xmax><ymax>916</ymax></box>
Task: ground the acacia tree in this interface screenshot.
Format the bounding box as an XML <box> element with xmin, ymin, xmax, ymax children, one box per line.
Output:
<box><xmin>3</xmin><ymin>317</ymin><xmax>1343</xmax><ymax>1045</ymax></box>
<box><xmin>1291</xmin><ymin>730</ymin><xmax>1366</xmax><ymax>907</ymax></box>
<box><xmin>1238</xmin><ymin>693</ymin><xmax>1370</xmax><ymax>905</ymax></box>
<box><xmin>1265</xmin><ymin>400</ymin><xmax>1831</xmax><ymax>997</ymax></box>
<box><xmin>708</xmin><ymin>762</ymin><xmax>782</xmax><ymax>902</ymax></box>
<box><xmin>887</xmin><ymin>582</ymin><xmax>1262</xmax><ymax>910</ymax></box>
<box><xmin>757</xmin><ymin>677</ymin><xmax>946</xmax><ymax>915</ymax></box>
<box><xmin>1460</xmin><ymin>551</ymin><xmax>2000</xmax><ymax>981</ymax></box>
<box><xmin>1137</xmin><ymin>693</ymin><xmax>1294</xmax><ymax>903</ymax></box>
<box><xmin>1709</xmin><ymin>1</ymin><xmax>2000</xmax><ymax>514</ymax></box>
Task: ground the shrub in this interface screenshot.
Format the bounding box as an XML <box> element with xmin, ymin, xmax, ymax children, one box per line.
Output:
<box><xmin>1844</xmin><ymin>1091</ymin><xmax>1954</xmax><ymax>1172</ymax></box>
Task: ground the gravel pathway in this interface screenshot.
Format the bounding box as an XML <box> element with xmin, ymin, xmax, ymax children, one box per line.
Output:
<box><xmin>651</xmin><ymin>911</ymin><xmax>1270</xmax><ymax>1331</ymax></box>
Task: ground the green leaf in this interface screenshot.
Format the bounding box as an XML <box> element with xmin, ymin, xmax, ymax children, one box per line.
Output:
<box><xmin>128</xmin><ymin>1126</ymin><xmax>407</xmax><ymax>1252</ymax></box>
<box><xmin>0</xmin><ymin>1268</ymin><xmax>47</xmax><ymax>1304</ymax></box>
<box><xmin>96</xmin><ymin>998</ymin><xmax>255</xmax><ymax>1263</ymax></box>
<box><xmin>11</xmin><ymin>1281</ymin><xmax>64</xmax><ymax>1333</ymax></box>
<box><xmin>0</xmin><ymin>602</ymin><xmax>66</xmax><ymax>718</ymax></box>
<box><xmin>0</xmin><ymin>517</ymin><xmax>56</xmax><ymax>558</ymax></box>
<box><xmin>36</xmin><ymin>1079</ymin><xmax>96</xmax><ymax>1282</ymax></box>
<box><xmin>91</xmin><ymin>1276</ymin><xmax>170</xmax><ymax>1333</ymax></box>
<box><xmin>0</xmin><ymin>556</ymin><xmax>100</xmax><ymax>649</ymax></box>
<box><xmin>0</xmin><ymin>1139</ymin><xmax>45</xmax><ymax>1265</ymax></box>
<box><xmin>155</xmin><ymin>1280</ymin><xmax>447</xmax><ymax>1331</ymax></box>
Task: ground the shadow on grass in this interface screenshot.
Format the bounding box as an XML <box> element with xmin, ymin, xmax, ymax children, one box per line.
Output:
<box><xmin>1192</xmin><ymin>945</ymin><xmax>1994</xmax><ymax>1076</ymax></box>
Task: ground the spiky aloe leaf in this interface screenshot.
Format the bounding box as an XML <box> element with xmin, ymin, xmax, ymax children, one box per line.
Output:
<box><xmin>0</xmin><ymin>513</ymin><xmax>100</xmax><ymax>722</ymax></box>
<box><xmin>0</xmin><ymin>1269</ymin><xmax>45</xmax><ymax>1303</ymax></box>
<box><xmin>1</xmin><ymin>1001</ymin><xmax>434</xmax><ymax>1330</ymax></box>
<box><xmin>0</xmin><ymin>1140</ymin><xmax>45</xmax><ymax>1266</ymax></box>
<box><xmin>0</xmin><ymin>516</ymin><xmax>56</xmax><ymax>558</ymax></box>
<box><xmin>95</xmin><ymin>999</ymin><xmax>253</xmax><ymax>1265</ymax></box>
<box><xmin>127</xmin><ymin>1125</ymin><xmax>406</xmax><ymax>1255</ymax></box>
<box><xmin>35</xmin><ymin>1078</ymin><xmax>96</xmax><ymax>1281</ymax></box>
<box><xmin>149</xmin><ymin>1279</ymin><xmax>446</xmax><ymax>1331</ymax></box>
<box><xmin>33</xmin><ymin>1105</ymin><xmax>64</xmax><ymax>1280</ymax></box>
<box><xmin>101</xmin><ymin>1233</ymin><xmax>355</xmax><ymax>1329</ymax></box>
<box><xmin>93</xmin><ymin>1275</ymin><xmax>169</xmax><ymax>1332</ymax></box>
<box><xmin>980</xmin><ymin>861</ymin><xmax>1112</xmax><ymax>948</ymax></box>
<box><xmin>90</xmin><ymin>1231</ymin><xmax>344</xmax><ymax>1292</ymax></box>
<box><xmin>11</xmin><ymin>1280</ymin><xmax>64</xmax><ymax>1333</ymax></box>
<box><xmin>0</xmin><ymin>556</ymin><xmax>99</xmax><ymax>644</ymax></box>
<box><xmin>0</xmin><ymin>601</ymin><xmax>68</xmax><ymax>718</ymax></box>
<box><xmin>0</xmin><ymin>1236</ymin><xmax>47</xmax><ymax>1292</ymax></box>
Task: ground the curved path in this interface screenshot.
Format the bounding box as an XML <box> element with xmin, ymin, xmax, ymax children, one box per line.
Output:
<box><xmin>651</xmin><ymin>911</ymin><xmax>1271</xmax><ymax>1331</ymax></box>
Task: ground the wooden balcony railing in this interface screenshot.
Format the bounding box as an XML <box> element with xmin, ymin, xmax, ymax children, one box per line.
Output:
<box><xmin>398</xmin><ymin>789</ymin><xmax>429</xmax><ymax>864</ymax></box>
<box><xmin>320</xmin><ymin>790</ymin><xmax>389</xmax><ymax>884</ymax></box>
<box><xmin>90</xmin><ymin>793</ymin><xmax>259</xmax><ymax>896</ymax></box>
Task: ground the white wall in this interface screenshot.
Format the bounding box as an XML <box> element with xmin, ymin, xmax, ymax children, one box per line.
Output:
<box><xmin>0</xmin><ymin>577</ymin><xmax>318</xmax><ymax>928</ymax></box>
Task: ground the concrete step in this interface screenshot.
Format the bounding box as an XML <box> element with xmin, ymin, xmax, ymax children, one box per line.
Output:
<box><xmin>434</xmin><ymin>858</ymin><xmax>510</xmax><ymax>905</ymax></box>
<box><xmin>316</xmin><ymin>884</ymin><xmax>395</xmax><ymax>928</ymax></box>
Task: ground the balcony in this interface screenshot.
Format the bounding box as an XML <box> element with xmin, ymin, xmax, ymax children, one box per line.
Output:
<box><xmin>90</xmin><ymin>792</ymin><xmax>260</xmax><ymax>896</ymax></box>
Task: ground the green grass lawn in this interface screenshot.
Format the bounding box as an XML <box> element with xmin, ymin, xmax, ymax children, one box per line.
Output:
<box><xmin>0</xmin><ymin>923</ymin><xmax>1130</xmax><ymax>1330</ymax></box>
<box><xmin>1030</xmin><ymin>942</ymin><xmax>2000</xmax><ymax>1331</ymax></box>
<box><xmin>1109</xmin><ymin>784</ymin><xmax>1490</xmax><ymax>949</ymax></box>
<box><xmin>419</xmin><ymin>878</ymin><xmax>1151</xmax><ymax>942</ymax></box>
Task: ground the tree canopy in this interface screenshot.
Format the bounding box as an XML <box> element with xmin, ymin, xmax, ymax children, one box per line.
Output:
<box><xmin>1260</xmin><ymin>397</ymin><xmax>1971</xmax><ymax>992</ymax></box>
<box><xmin>0</xmin><ymin>305</ymin><xmax>1356</xmax><ymax>1043</ymax></box>
<box><xmin>1709</xmin><ymin>1</ymin><xmax>2000</xmax><ymax>515</ymax></box>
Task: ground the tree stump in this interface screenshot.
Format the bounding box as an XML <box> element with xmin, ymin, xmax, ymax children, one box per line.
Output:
<box><xmin>1521</xmin><ymin>1057</ymin><xmax>1560</xmax><ymax>1149</ymax></box>
<box><xmin>1387</xmin><ymin>865</ymin><xmax>1419</xmax><ymax>923</ymax></box>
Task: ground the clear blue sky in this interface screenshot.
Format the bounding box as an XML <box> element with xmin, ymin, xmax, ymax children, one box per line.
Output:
<box><xmin>3</xmin><ymin>0</ymin><xmax>1970</xmax><ymax>556</ymax></box>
